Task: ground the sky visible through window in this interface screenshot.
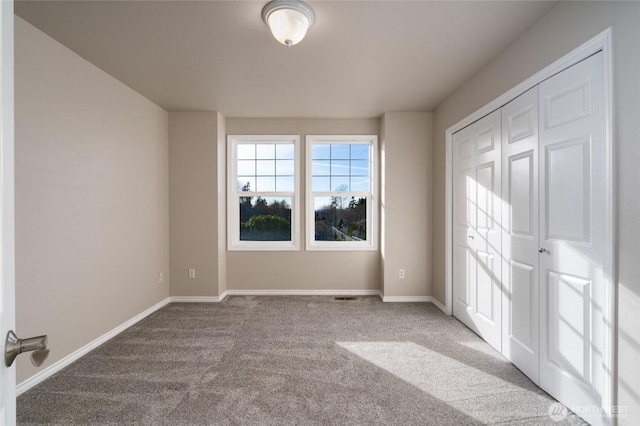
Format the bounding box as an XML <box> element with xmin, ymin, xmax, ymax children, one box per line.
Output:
<box><xmin>312</xmin><ymin>143</ymin><xmax>369</xmax><ymax>209</ymax></box>
<box><xmin>237</xmin><ymin>143</ymin><xmax>295</xmax><ymax>193</ymax></box>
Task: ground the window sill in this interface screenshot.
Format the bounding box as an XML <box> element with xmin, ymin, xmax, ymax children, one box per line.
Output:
<box><xmin>305</xmin><ymin>244</ymin><xmax>377</xmax><ymax>252</ymax></box>
<box><xmin>228</xmin><ymin>243</ymin><xmax>299</xmax><ymax>252</ymax></box>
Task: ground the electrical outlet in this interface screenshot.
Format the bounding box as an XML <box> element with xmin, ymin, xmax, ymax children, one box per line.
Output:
<box><xmin>188</xmin><ymin>268</ymin><xmax>196</xmax><ymax>279</ymax></box>
<box><xmin>399</xmin><ymin>269</ymin><xmax>405</xmax><ymax>279</ymax></box>
<box><xmin>158</xmin><ymin>272</ymin><xmax>164</xmax><ymax>283</ymax></box>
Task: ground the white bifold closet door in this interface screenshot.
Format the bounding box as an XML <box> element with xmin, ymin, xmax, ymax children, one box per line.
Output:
<box><xmin>501</xmin><ymin>86</ymin><xmax>540</xmax><ymax>383</ymax></box>
<box><xmin>452</xmin><ymin>110</ymin><xmax>502</xmax><ymax>352</ymax></box>
<box><xmin>453</xmin><ymin>51</ymin><xmax>607</xmax><ymax>425</ymax></box>
<box><xmin>538</xmin><ymin>52</ymin><xmax>606</xmax><ymax>418</ymax></box>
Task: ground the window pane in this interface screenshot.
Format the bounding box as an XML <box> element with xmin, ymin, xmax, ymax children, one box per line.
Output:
<box><xmin>237</xmin><ymin>144</ymin><xmax>255</xmax><ymax>159</ymax></box>
<box><xmin>256</xmin><ymin>144</ymin><xmax>275</xmax><ymax>159</ymax></box>
<box><xmin>351</xmin><ymin>144</ymin><xmax>369</xmax><ymax>160</ymax></box>
<box><xmin>312</xmin><ymin>177</ymin><xmax>330</xmax><ymax>192</ymax></box>
<box><xmin>237</xmin><ymin>160</ymin><xmax>255</xmax><ymax>175</ymax></box>
<box><xmin>256</xmin><ymin>176</ymin><xmax>275</xmax><ymax>192</ymax></box>
<box><xmin>256</xmin><ymin>160</ymin><xmax>275</xmax><ymax>176</ymax></box>
<box><xmin>239</xmin><ymin>196</ymin><xmax>292</xmax><ymax>241</ymax></box>
<box><xmin>307</xmin><ymin>137</ymin><xmax>376</xmax><ymax>250</ymax></box>
<box><xmin>350</xmin><ymin>160</ymin><xmax>369</xmax><ymax>176</ymax></box>
<box><xmin>276</xmin><ymin>144</ymin><xmax>294</xmax><ymax>159</ymax></box>
<box><xmin>331</xmin><ymin>144</ymin><xmax>350</xmax><ymax>159</ymax></box>
<box><xmin>275</xmin><ymin>176</ymin><xmax>294</xmax><ymax>192</ymax></box>
<box><xmin>237</xmin><ymin>177</ymin><xmax>256</xmax><ymax>192</ymax></box>
<box><xmin>236</xmin><ymin>143</ymin><xmax>295</xmax><ymax>194</ymax></box>
<box><xmin>312</xmin><ymin>144</ymin><xmax>330</xmax><ymax>160</ymax></box>
<box><xmin>314</xmin><ymin>196</ymin><xmax>332</xmax><ymax>211</ymax></box>
<box><xmin>331</xmin><ymin>160</ymin><xmax>350</xmax><ymax>175</ymax></box>
<box><xmin>331</xmin><ymin>177</ymin><xmax>349</xmax><ymax>191</ymax></box>
<box><xmin>350</xmin><ymin>176</ymin><xmax>369</xmax><ymax>192</ymax></box>
<box><xmin>314</xmin><ymin>196</ymin><xmax>367</xmax><ymax>241</ymax></box>
<box><xmin>275</xmin><ymin>159</ymin><xmax>294</xmax><ymax>175</ymax></box>
<box><xmin>312</xmin><ymin>160</ymin><xmax>330</xmax><ymax>176</ymax></box>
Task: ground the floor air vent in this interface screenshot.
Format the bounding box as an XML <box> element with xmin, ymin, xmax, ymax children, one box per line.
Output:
<box><xmin>334</xmin><ymin>296</ymin><xmax>357</xmax><ymax>301</ymax></box>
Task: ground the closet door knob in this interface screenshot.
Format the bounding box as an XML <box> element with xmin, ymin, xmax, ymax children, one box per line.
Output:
<box><xmin>538</xmin><ymin>248</ymin><xmax>547</xmax><ymax>253</ymax></box>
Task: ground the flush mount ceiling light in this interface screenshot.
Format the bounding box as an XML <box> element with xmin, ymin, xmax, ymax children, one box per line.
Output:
<box><xmin>261</xmin><ymin>0</ymin><xmax>315</xmax><ymax>47</ymax></box>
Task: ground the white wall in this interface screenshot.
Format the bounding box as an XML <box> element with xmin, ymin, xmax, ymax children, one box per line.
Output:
<box><xmin>15</xmin><ymin>17</ymin><xmax>170</xmax><ymax>384</ymax></box>
<box><xmin>432</xmin><ymin>2</ymin><xmax>640</xmax><ymax>422</ymax></box>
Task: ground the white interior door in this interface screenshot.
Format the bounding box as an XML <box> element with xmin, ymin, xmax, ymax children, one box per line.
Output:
<box><xmin>501</xmin><ymin>86</ymin><xmax>540</xmax><ymax>383</ymax></box>
<box><xmin>539</xmin><ymin>52</ymin><xmax>606</xmax><ymax>424</ymax></box>
<box><xmin>453</xmin><ymin>110</ymin><xmax>502</xmax><ymax>352</ymax></box>
<box><xmin>0</xmin><ymin>0</ymin><xmax>16</xmax><ymax>424</ymax></box>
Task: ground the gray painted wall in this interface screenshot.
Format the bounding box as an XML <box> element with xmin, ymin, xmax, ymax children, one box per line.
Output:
<box><xmin>169</xmin><ymin>112</ymin><xmax>226</xmax><ymax>298</ymax></box>
<box><xmin>15</xmin><ymin>17</ymin><xmax>170</xmax><ymax>384</ymax></box>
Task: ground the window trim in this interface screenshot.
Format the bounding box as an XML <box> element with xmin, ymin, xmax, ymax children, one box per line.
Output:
<box><xmin>305</xmin><ymin>135</ymin><xmax>378</xmax><ymax>251</ymax></box>
<box><xmin>227</xmin><ymin>135</ymin><xmax>300</xmax><ymax>251</ymax></box>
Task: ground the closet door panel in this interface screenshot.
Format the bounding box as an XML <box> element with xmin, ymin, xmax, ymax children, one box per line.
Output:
<box><xmin>509</xmin><ymin>152</ymin><xmax>534</xmax><ymax>237</ymax></box>
<box><xmin>453</xmin><ymin>110</ymin><xmax>502</xmax><ymax>352</ymax></box>
<box><xmin>501</xmin><ymin>86</ymin><xmax>539</xmax><ymax>383</ymax></box>
<box><xmin>545</xmin><ymin>138</ymin><xmax>590</xmax><ymax>242</ymax></box>
<box><xmin>539</xmin><ymin>52</ymin><xmax>605</xmax><ymax>418</ymax></box>
<box><xmin>475</xmin><ymin>161</ymin><xmax>498</xmax><ymax>324</ymax></box>
<box><xmin>453</xmin><ymin>129</ymin><xmax>475</xmax><ymax>319</ymax></box>
<box><xmin>509</xmin><ymin>260</ymin><xmax>535</xmax><ymax>348</ymax></box>
<box><xmin>474</xmin><ymin>113</ymin><xmax>502</xmax><ymax>349</ymax></box>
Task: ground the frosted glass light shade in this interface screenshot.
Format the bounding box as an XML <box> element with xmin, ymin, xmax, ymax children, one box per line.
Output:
<box><xmin>262</xmin><ymin>0</ymin><xmax>315</xmax><ymax>47</ymax></box>
<box><xmin>267</xmin><ymin>9</ymin><xmax>309</xmax><ymax>46</ymax></box>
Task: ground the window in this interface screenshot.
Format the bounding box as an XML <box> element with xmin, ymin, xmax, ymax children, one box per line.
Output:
<box><xmin>228</xmin><ymin>135</ymin><xmax>299</xmax><ymax>250</ymax></box>
<box><xmin>306</xmin><ymin>135</ymin><xmax>378</xmax><ymax>250</ymax></box>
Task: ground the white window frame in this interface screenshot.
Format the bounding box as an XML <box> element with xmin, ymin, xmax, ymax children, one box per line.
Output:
<box><xmin>306</xmin><ymin>135</ymin><xmax>378</xmax><ymax>251</ymax></box>
<box><xmin>227</xmin><ymin>135</ymin><xmax>300</xmax><ymax>251</ymax></box>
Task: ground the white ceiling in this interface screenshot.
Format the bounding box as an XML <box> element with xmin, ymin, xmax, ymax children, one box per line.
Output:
<box><xmin>15</xmin><ymin>0</ymin><xmax>557</xmax><ymax>118</ymax></box>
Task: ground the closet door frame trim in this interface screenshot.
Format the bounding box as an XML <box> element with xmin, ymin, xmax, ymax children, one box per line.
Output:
<box><xmin>444</xmin><ymin>28</ymin><xmax>615</xmax><ymax>419</ymax></box>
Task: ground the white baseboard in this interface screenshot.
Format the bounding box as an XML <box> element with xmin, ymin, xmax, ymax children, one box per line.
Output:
<box><xmin>379</xmin><ymin>295</ymin><xmax>448</xmax><ymax>314</ymax></box>
<box><xmin>429</xmin><ymin>297</ymin><xmax>447</xmax><ymax>314</ymax></box>
<box><xmin>225</xmin><ymin>289</ymin><xmax>381</xmax><ymax>297</ymax></box>
<box><xmin>381</xmin><ymin>295</ymin><xmax>432</xmax><ymax>303</ymax></box>
<box><xmin>16</xmin><ymin>297</ymin><xmax>171</xmax><ymax>396</ymax></box>
<box><xmin>169</xmin><ymin>294</ymin><xmax>228</xmax><ymax>303</ymax></box>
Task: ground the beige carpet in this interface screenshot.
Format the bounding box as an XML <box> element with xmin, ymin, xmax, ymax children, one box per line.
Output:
<box><xmin>17</xmin><ymin>296</ymin><xmax>586</xmax><ymax>425</ymax></box>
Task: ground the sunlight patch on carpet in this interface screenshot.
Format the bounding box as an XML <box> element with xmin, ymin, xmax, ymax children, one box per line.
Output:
<box><xmin>336</xmin><ymin>341</ymin><xmax>534</xmax><ymax>407</ymax></box>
